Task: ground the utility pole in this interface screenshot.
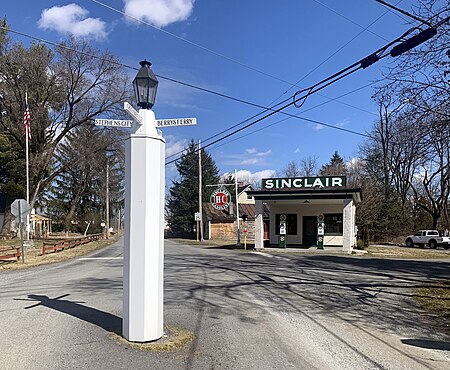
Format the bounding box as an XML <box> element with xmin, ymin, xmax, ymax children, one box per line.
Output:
<box><xmin>198</xmin><ymin>139</ymin><xmax>203</xmax><ymax>242</ymax></box>
<box><xmin>105</xmin><ymin>156</ymin><xmax>110</xmax><ymax>239</ymax></box>
<box><xmin>235</xmin><ymin>169</ymin><xmax>241</xmax><ymax>247</ymax></box>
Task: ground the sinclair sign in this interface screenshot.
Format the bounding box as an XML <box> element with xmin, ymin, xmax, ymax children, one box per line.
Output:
<box><xmin>210</xmin><ymin>188</ymin><xmax>232</xmax><ymax>210</ymax></box>
<box><xmin>262</xmin><ymin>176</ymin><xmax>347</xmax><ymax>190</ymax></box>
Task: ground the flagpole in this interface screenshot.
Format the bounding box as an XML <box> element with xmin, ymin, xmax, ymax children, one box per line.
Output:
<box><xmin>25</xmin><ymin>91</ymin><xmax>30</xmax><ymax>240</ymax></box>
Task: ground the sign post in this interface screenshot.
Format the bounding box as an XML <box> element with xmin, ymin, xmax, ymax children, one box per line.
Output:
<box><xmin>11</xmin><ymin>199</ymin><xmax>30</xmax><ymax>263</ymax></box>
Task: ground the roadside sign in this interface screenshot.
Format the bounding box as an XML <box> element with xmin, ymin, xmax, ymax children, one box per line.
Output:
<box><xmin>156</xmin><ymin>117</ymin><xmax>197</xmax><ymax>127</ymax></box>
<box><xmin>194</xmin><ymin>212</ymin><xmax>201</xmax><ymax>221</ymax></box>
<box><xmin>11</xmin><ymin>199</ymin><xmax>30</xmax><ymax>220</ymax></box>
<box><xmin>210</xmin><ymin>188</ymin><xmax>231</xmax><ymax>210</ymax></box>
<box><xmin>94</xmin><ymin>119</ymin><xmax>133</xmax><ymax>128</ymax></box>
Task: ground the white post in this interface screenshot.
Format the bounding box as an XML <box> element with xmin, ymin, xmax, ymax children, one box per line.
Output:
<box><xmin>342</xmin><ymin>199</ymin><xmax>354</xmax><ymax>254</ymax></box>
<box><xmin>255</xmin><ymin>200</ymin><xmax>264</xmax><ymax>250</ymax></box>
<box><xmin>235</xmin><ymin>169</ymin><xmax>241</xmax><ymax>247</ymax></box>
<box><xmin>123</xmin><ymin>104</ymin><xmax>165</xmax><ymax>342</ymax></box>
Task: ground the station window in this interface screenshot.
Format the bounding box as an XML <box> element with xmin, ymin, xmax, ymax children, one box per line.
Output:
<box><xmin>324</xmin><ymin>213</ymin><xmax>343</xmax><ymax>235</ymax></box>
<box><xmin>275</xmin><ymin>214</ymin><xmax>297</xmax><ymax>235</ymax></box>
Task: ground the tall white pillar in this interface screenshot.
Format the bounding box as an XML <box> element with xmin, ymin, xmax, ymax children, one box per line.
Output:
<box><xmin>123</xmin><ymin>107</ymin><xmax>165</xmax><ymax>342</ymax></box>
<box><xmin>255</xmin><ymin>200</ymin><xmax>264</xmax><ymax>250</ymax></box>
<box><xmin>342</xmin><ymin>199</ymin><xmax>354</xmax><ymax>254</ymax></box>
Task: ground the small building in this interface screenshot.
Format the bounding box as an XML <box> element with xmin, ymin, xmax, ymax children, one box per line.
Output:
<box><xmin>202</xmin><ymin>184</ymin><xmax>269</xmax><ymax>241</ymax></box>
<box><xmin>248</xmin><ymin>176</ymin><xmax>361</xmax><ymax>253</ymax></box>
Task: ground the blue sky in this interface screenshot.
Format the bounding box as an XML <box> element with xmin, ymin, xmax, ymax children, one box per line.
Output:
<box><xmin>3</xmin><ymin>0</ymin><xmax>419</xmax><ymax>184</ymax></box>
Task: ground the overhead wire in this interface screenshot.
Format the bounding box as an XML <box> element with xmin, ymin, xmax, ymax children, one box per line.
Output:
<box><xmin>165</xmin><ymin>17</ymin><xmax>446</xmax><ymax>166</ymax></box>
<box><xmin>88</xmin><ymin>0</ymin><xmax>298</xmax><ymax>88</ymax></box>
<box><xmin>88</xmin><ymin>0</ymin><xmax>383</xmax><ymax>116</ymax></box>
<box><xmin>1</xmin><ymin>25</ymin><xmax>377</xmax><ymax>162</ymax></box>
<box><xmin>164</xmin><ymin>80</ymin><xmax>378</xmax><ymax>161</ymax></box>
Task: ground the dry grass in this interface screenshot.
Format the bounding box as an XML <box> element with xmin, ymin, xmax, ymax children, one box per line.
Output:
<box><xmin>0</xmin><ymin>234</ymin><xmax>121</xmax><ymax>271</ymax></box>
<box><xmin>110</xmin><ymin>325</ymin><xmax>193</xmax><ymax>351</ymax></box>
<box><xmin>168</xmin><ymin>238</ymin><xmax>255</xmax><ymax>250</ymax></box>
<box><xmin>365</xmin><ymin>245</ymin><xmax>450</xmax><ymax>259</ymax></box>
<box><xmin>416</xmin><ymin>280</ymin><xmax>450</xmax><ymax>333</ymax></box>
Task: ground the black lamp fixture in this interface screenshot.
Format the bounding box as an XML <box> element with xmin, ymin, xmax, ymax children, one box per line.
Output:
<box><xmin>133</xmin><ymin>60</ymin><xmax>158</xmax><ymax>110</ymax></box>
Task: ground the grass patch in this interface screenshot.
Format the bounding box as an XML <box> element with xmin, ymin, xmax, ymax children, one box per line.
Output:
<box><xmin>416</xmin><ymin>280</ymin><xmax>450</xmax><ymax>333</ymax></box>
<box><xmin>365</xmin><ymin>245</ymin><xmax>450</xmax><ymax>259</ymax></box>
<box><xmin>0</xmin><ymin>233</ymin><xmax>121</xmax><ymax>271</ymax></box>
<box><xmin>110</xmin><ymin>325</ymin><xmax>193</xmax><ymax>351</ymax></box>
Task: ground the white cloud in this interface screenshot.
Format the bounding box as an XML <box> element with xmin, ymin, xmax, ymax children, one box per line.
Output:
<box><xmin>123</xmin><ymin>0</ymin><xmax>195</xmax><ymax>27</ymax></box>
<box><xmin>164</xmin><ymin>134</ymin><xmax>187</xmax><ymax>158</ymax></box>
<box><xmin>294</xmin><ymin>148</ymin><xmax>301</xmax><ymax>153</ymax></box>
<box><xmin>38</xmin><ymin>4</ymin><xmax>107</xmax><ymax>40</ymax></box>
<box><xmin>313</xmin><ymin>123</ymin><xmax>325</xmax><ymax>131</ymax></box>
<box><xmin>336</xmin><ymin>119</ymin><xmax>350</xmax><ymax>127</ymax></box>
<box><xmin>256</xmin><ymin>149</ymin><xmax>271</xmax><ymax>157</ymax></box>
<box><xmin>220</xmin><ymin>147</ymin><xmax>272</xmax><ymax>166</ymax></box>
<box><xmin>241</xmin><ymin>158</ymin><xmax>260</xmax><ymax>165</ymax></box>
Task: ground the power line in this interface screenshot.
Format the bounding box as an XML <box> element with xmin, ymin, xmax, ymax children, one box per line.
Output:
<box><xmin>0</xmin><ymin>26</ymin><xmax>290</xmax><ymax>111</ymax></box>
<box><xmin>165</xmin><ymin>64</ymin><xmax>369</xmax><ymax>166</ymax></box>
<box><xmin>311</xmin><ymin>0</ymin><xmax>390</xmax><ymax>41</ymax></box>
<box><xmin>165</xmin><ymin>17</ymin><xmax>446</xmax><ymax>166</ymax></box>
<box><xmin>2</xmin><ymin>24</ymin><xmax>379</xmax><ymax>161</ymax></box>
<box><xmin>165</xmin><ymin>81</ymin><xmax>377</xmax><ymax>161</ymax></box>
<box><xmin>374</xmin><ymin>0</ymin><xmax>433</xmax><ymax>26</ymax></box>
<box><xmin>0</xmin><ymin>26</ymin><xmax>373</xmax><ymax>120</ymax></box>
<box><xmin>88</xmin><ymin>0</ymin><xmax>298</xmax><ymax>88</ymax></box>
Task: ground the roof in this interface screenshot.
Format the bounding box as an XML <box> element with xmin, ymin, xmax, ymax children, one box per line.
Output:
<box><xmin>202</xmin><ymin>202</ymin><xmax>269</xmax><ymax>221</ymax></box>
<box><xmin>238</xmin><ymin>184</ymin><xmax>255</xmax><ymax>195</ymax></box>
<box><xmin>247</xmin><ymin>187</ymin><xmax>362</xmax><ymax>203</ymax></box>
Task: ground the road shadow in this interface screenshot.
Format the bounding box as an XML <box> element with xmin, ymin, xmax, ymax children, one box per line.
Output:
<box><xmin>164</xmin><ymin>249</ymin><xmax>450</xmax><ymax>341</ymax></box>
<box><xmin>20</xmin><ymin>294</ymin><xmax>122</xmax><ymax>334</ymax></box>
<box><xmin>401</xmin><ymin>338</ymin><xmax>450</xmax><ymax>350</ymax></box>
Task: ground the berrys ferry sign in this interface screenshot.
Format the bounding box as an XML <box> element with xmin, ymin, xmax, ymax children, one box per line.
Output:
<box><xmin>262</xmin><ymin>176</ymin><xmax>347</xmax><ymax>190</ymax></box>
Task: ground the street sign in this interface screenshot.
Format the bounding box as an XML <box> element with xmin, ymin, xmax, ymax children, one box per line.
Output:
<box><xmin>156</xmin><ymin>117</ymin><xmax>197</xmax><ymax>127</ymax></box>
<box><xmin>194</xmin><ymin>212</ymin><xmax>201</xmax><ymax>221</ymax></box>
<box><xmin>94</xmin><ymin>119</ymin><xmax>133</xmax><ymax>128</ymax></box>
<box><xmin>11</xmin><ymin>199</ymin><xmax>30</xmax><ymax>220</ymax></box>
<box><xmin>210</xmin><ymin>188</ymin><xmax>231</xmax><ymax>210</ymax></box>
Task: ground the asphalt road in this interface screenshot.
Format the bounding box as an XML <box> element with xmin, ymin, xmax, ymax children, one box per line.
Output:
<box><xmin>1</xmin><ymin>238</ymin><xmax>449</xmax><ymax>369</ymax></box>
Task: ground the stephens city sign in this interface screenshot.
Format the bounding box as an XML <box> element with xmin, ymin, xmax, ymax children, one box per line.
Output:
<box><xmin>210</xmin><ymin>188</ymin><xmax>232</xmax><ymax>210</ymax></box>
<box><xmin>262</xmin><ymin>176</ymin><xmax>347</xmax><ymax>190</ymax></box>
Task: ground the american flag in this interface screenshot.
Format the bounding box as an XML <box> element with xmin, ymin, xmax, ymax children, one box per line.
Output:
<box><xmin>23</xmin><ymin>98</ymin><xmax>31</xmax><ymax>141</ymax></box>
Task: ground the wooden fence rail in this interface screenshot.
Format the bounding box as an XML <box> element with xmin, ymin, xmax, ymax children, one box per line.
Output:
<box><xmin>41</xmin><ymin>233</ymin><xmax>103</xmax><ymax>255</ymax></box>
<box><xmin>0</xmin><ymin>246</ymin><xmax>22</xmax><ymax>261</ymax></box>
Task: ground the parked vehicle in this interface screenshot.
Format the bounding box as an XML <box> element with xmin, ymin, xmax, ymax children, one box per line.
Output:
<box><xmin>405</xmin><ymin>230</ymin><xmax>450</xmax><ymax>249</ymax></box>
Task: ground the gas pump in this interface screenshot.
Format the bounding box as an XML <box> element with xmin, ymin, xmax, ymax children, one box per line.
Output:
<box><xmin>317</xmin><ymin>214</ymin><xmax>325</xmax><ymax>250</ymax></box>
<box><xmin>279</xmin><ymin>214</ymin><xmax>287</xmax><ymax>248</ymax></box>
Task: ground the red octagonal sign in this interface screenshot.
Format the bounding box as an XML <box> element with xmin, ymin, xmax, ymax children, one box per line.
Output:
<box><xmin>210</xmin><ymin>188</ymin><xmax>231</xmax><ymax>210</ymax></box>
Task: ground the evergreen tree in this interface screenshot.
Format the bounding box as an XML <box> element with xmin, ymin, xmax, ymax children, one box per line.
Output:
<box><xmin>319</xmin><ymin>151</ymin><xmax>347</xmax><ymax>176</ymax></box>
<box><xmin>45</xmin><ymin>125</ymin><xmax>124</xmax><ymax>234</ymax></box>
<box><xmin>167</xmin><ymin>140</ymin><xmax>219</xmax><ymax>237</ymax></box>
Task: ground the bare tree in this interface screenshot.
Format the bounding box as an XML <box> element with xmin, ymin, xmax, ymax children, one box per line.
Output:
<box><xmin>281</xmin><ymin>160</ymin><xmax>302</xmax><ymax>177</ymax></box>
<box><xmin>300</xmin><ymin>155</ymin><xmax>318</xmax><ymax>177</ymax></box>
<box><xmin>0</xmin><ymin>29</ymin><xmax>131</xmax><ymax>234</ymax></box>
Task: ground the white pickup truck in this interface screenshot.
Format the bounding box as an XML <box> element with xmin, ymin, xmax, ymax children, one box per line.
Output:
<box><xmin>405</xmin><ymin>230</ymin><xmax>450</xmax><ymax>249</ymax></box>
